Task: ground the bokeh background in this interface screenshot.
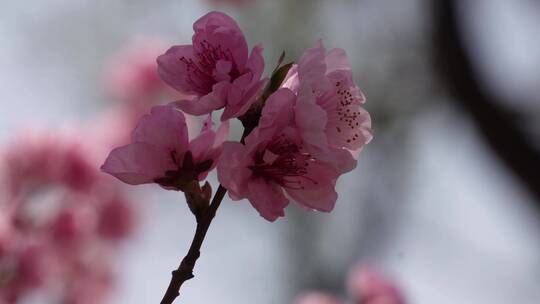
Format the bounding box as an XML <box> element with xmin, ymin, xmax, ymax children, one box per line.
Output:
<box><xmin>1</xmin><ymin>0</ymin><xmax>540</xmax><ymax>303</ymax></box>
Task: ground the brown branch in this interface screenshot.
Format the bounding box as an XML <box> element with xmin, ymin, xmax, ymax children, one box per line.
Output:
<box><xmin>159</xmin><ymin>125</ymin><xmax>255</xmax><ymax>304</ymax></box>
<box><xmin>160</xmin><ymin>184</ymin><xmax>227</xmax><ymax>304</ymax></box>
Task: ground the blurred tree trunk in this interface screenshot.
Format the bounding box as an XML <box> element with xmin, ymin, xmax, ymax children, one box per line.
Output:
<box><xmin>432</xmin><ymin>0</ymin><xmax>540</xmax><ymax>211</ymax></box>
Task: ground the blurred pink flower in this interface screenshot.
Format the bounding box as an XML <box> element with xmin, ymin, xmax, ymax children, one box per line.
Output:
<box><xmin>217</xmin><ymin>88</ymin><xmax>355</xmax><ymax>221</ymax></box>
<box><xmin>51</xmin><ymin>207</ymin><xmax>92</xmax><ymax>248</ymax></box>
<box><xmin>61</xmin><ymin>257</ymin><xmax>114</xmax><ymax>304</ymax></box>
<box><xmin>157</xmin><ymin>11</ymin><xmax>266</xmax><ymax>121</ymax></box>
<box><xmin>3</xmin><ymin>132</ymin><xmax>98</xmax><ymax>198</ymax></box>
<box><xmin>0</xmin><ymin>242</ymin><xmax>54</xmax><ymax>303</ymax></box>
<box><xmin>295</xmin><ymin>265</ymin><xmax>405</xmax><ymax>304</ymax></box>
<box><xmin>284</xmin><ymin>40</ymin><xmax>373</xmax><ymax>158</ymax></box>
<box><xmin>0</xmin><ymin>212</ymin><xmax>12</xmax><ymax>256</ymax></box>
<box><xmin>97</xmin><ymin>197</ymin><xmax>135</xmax><ymax>241</ymax></box>
<box><xmin>105</xmin><ymin>38</ymin><xmax>172</xmax><ymax>108</ymax></box>
<box><xmin>296</xmin><ymin>292</ymin><xmax>343</xmax><ymax>304</ymax></box>
<box><xmin>101</xmin><ymin>105</ymin><xmax>228</xmax><ymax>189</ymax></box>
<box><xmin>347</xmin><ymin>265</ymin><xmax>405</xmax><ymax>304</ymax></box>
<box><xmin>0</xmin><ymin>130</ymin><xmax>136</xmax><ymax>303</ymax></box>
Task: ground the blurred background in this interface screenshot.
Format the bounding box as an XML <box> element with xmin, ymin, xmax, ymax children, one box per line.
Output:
<box><xmin>1</xmin><ymin>0</ymin><xmax>539</xmax><ymax>303</ymax></box>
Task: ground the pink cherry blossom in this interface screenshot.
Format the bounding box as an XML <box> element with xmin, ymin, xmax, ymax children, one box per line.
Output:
<box><xmin>101</xmin><ymin>105</ymin><xmax>228</xmax><ymax>189</ymax></box>
<box><xmin>283</xmin><ymin>40</ymin><xmax>373</xmax><ymax>157</ymax></box>
<box><xmin>217</xmin><ymin>88</ymin><xmax>354</xmax><ymax>221</ymax></box>
<box><xmin>296</xmin><ymin>292</ymin><xmax>343</xmax><ymax>304</ymax></box>
<box><xmin>157</xmin><ymin>11</ymin><xmax>266</xmax><ymax>121</ymax></box>
<box><xmin>347</xmin><ymin>265</ymin><xmax>406</xmax><ymax>304</ymax></box>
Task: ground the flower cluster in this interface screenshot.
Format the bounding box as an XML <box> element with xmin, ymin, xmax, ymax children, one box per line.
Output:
<box><xmin>296</xmin><ymin>265</ymin><xmax>406</xmax><ymax>304</ymax></box>
<box><xmin>0</xmin><ymin>132</ymin><xmax>135</xmax><ymax>303</ymax></box>
<box><xmin>102</xmin><ymin>11</ymin><xmax>372</xmax><ymax>222</ymax></box>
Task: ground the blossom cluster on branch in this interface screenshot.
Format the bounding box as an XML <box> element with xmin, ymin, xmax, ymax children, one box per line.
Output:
<box><xmin>99</xmin><ymin>10</ymin><xmax>373</xmax><ymax>303</ymax></box>
<box><xmin>102</xmin><ymin>11</ymin><xmax>373</xmax><ymax>221</ymax></box>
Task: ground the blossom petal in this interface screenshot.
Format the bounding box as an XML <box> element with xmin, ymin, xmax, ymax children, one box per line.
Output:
<box><xmin>285</xmin><ymin>161</ymin><xmax>338</xmax><ymax>212</ymax></box>
<box><xmin>157</xmin><ymin>45</ymin><xmax>209</xmax><ymax>95</ymax></box>
<box><xmin>327</xmin><ymin>105</ymin><xmax>372</xmax><ymax>154</ymax></box>
<box><xmin>214</xmin><ymin>60</ymin><xmax>232</xmax><ymax>82</ymax></box>
<box><xmin>213</xmin><ymin>119</ymin><xmax>230</xmax><ymax>148</ymax></box>
<box><xmin>170</xmin><ymin>82</ymin><xmax>228</xmax><ymax>115</ymax></box>
<box><xmin>189</xmin><ymin>117</ymin><xmax>229</xmax><ymax>164</ymax></box>
<box><xmin>281</xmin><ymin>64</ymin><xmax>300</xmax><ymax>92</ymax></box>
<box><xmin>221</xmin><ymin>76</ymin><xmax>267</xmax><ymax>121</ymax></box>
<box><xmin>132</xmin><ymin>106</ymin><xmax>189</xmax><ymax>155</ymax></box>
<box><xmin>246</xmin><ymin>44</ymin><xmax>265</xmax><ymax>81</ymax></box>
<box><xmin>247</xmin><ymin>178</ymin><xmax>288</xmax><ymax>221</ymax></box>
<box><xmin>217</xmin><ymin>142</ymin><xmax>252</xmax><ymax>199</ymax></box>
<box><xmin>330</xmin><ymin>147</ymin><xmax>357</xmax><ymax>174</ymax></box>
<box><xmin>192</xmin><ymin>11</ymin><xmax>248</xmax><ymax>69</ymax></box>
<box><xmin>245</xmin><ymin>88</ymin><xmax>295</xmax><ymax>145</ymax></box>
<box><xmin>297</xmin><ymin>40</ymin><xmax>331</xmax><ymax>92</ymax></box>
<box><xmin>295</xmin><ymin>87</ymin><xmax>329</xmax><ymax>151</ymax></box>
<box><xmin>325</xmin><ymin>48</ymin><xmax>351</xmax><ymax>74</ymax></box>
<box><xmin>101</xmin><ymin>142</ymin><xmax>175</xmax><ymax>185</ymax></box>
<box><xmin>188</xmin><ymin>129</ymin><xmax>215</xmax><ymax>164</ymax></box>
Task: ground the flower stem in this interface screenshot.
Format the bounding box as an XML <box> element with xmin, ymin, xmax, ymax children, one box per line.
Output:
<box><xmin>160</xmin><ymin>184</ymin><xmax>227</xmax><ymax>304</ymax></box>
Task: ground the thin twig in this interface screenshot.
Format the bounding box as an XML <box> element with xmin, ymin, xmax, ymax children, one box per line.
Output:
<box><xmin>160</xmin><ymin>185</ymin><xmax>227</xmax><ymax>304</ymax></box>
<box><xmin>160</xmin><ymin>126</ymin><xmax>254</xmax><ymax>304</ymax></box>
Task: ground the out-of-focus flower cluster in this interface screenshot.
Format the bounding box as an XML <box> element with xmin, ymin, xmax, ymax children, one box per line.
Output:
<box><xmin>0</xmin><ymin>37</ymin><xmax>178</xmax><ymax>303</ymax></box>
<box><xmin>0</xmin><ymin>132</ymin><xmax>134</xmax><ymax>303</ymax></box>
<box><xmin>102</xmin><ymin>11</ymin><xmax>373</xmax><ymax>222</ymax></box>
<box><xmin>296</xmin><ymin>265</ymin><xmax>406</xmax><ymax>304</ymax></box>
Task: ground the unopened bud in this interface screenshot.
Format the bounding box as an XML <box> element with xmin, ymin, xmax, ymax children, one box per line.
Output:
<box><xmin>184</xmin><ymin>181</ymin><xmax>212</xmax><ymax>219</ymax></box>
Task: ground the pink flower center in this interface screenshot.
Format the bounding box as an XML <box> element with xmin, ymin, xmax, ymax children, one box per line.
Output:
<box><xmin>180</xmin><ymin>40</ymin><xmax>239</xmax><ymax>95</ymax></box>
<box><xmin>249</xmin><ymin>136</ymin><xmax>318</xmax><ymax>190</ymax></box>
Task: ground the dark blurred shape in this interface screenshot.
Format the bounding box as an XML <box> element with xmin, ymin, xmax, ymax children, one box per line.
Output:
<box><xmin>433</xmin><ymin>0</ymin><xmax>540</xmax><ymax>210</ymax></box>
